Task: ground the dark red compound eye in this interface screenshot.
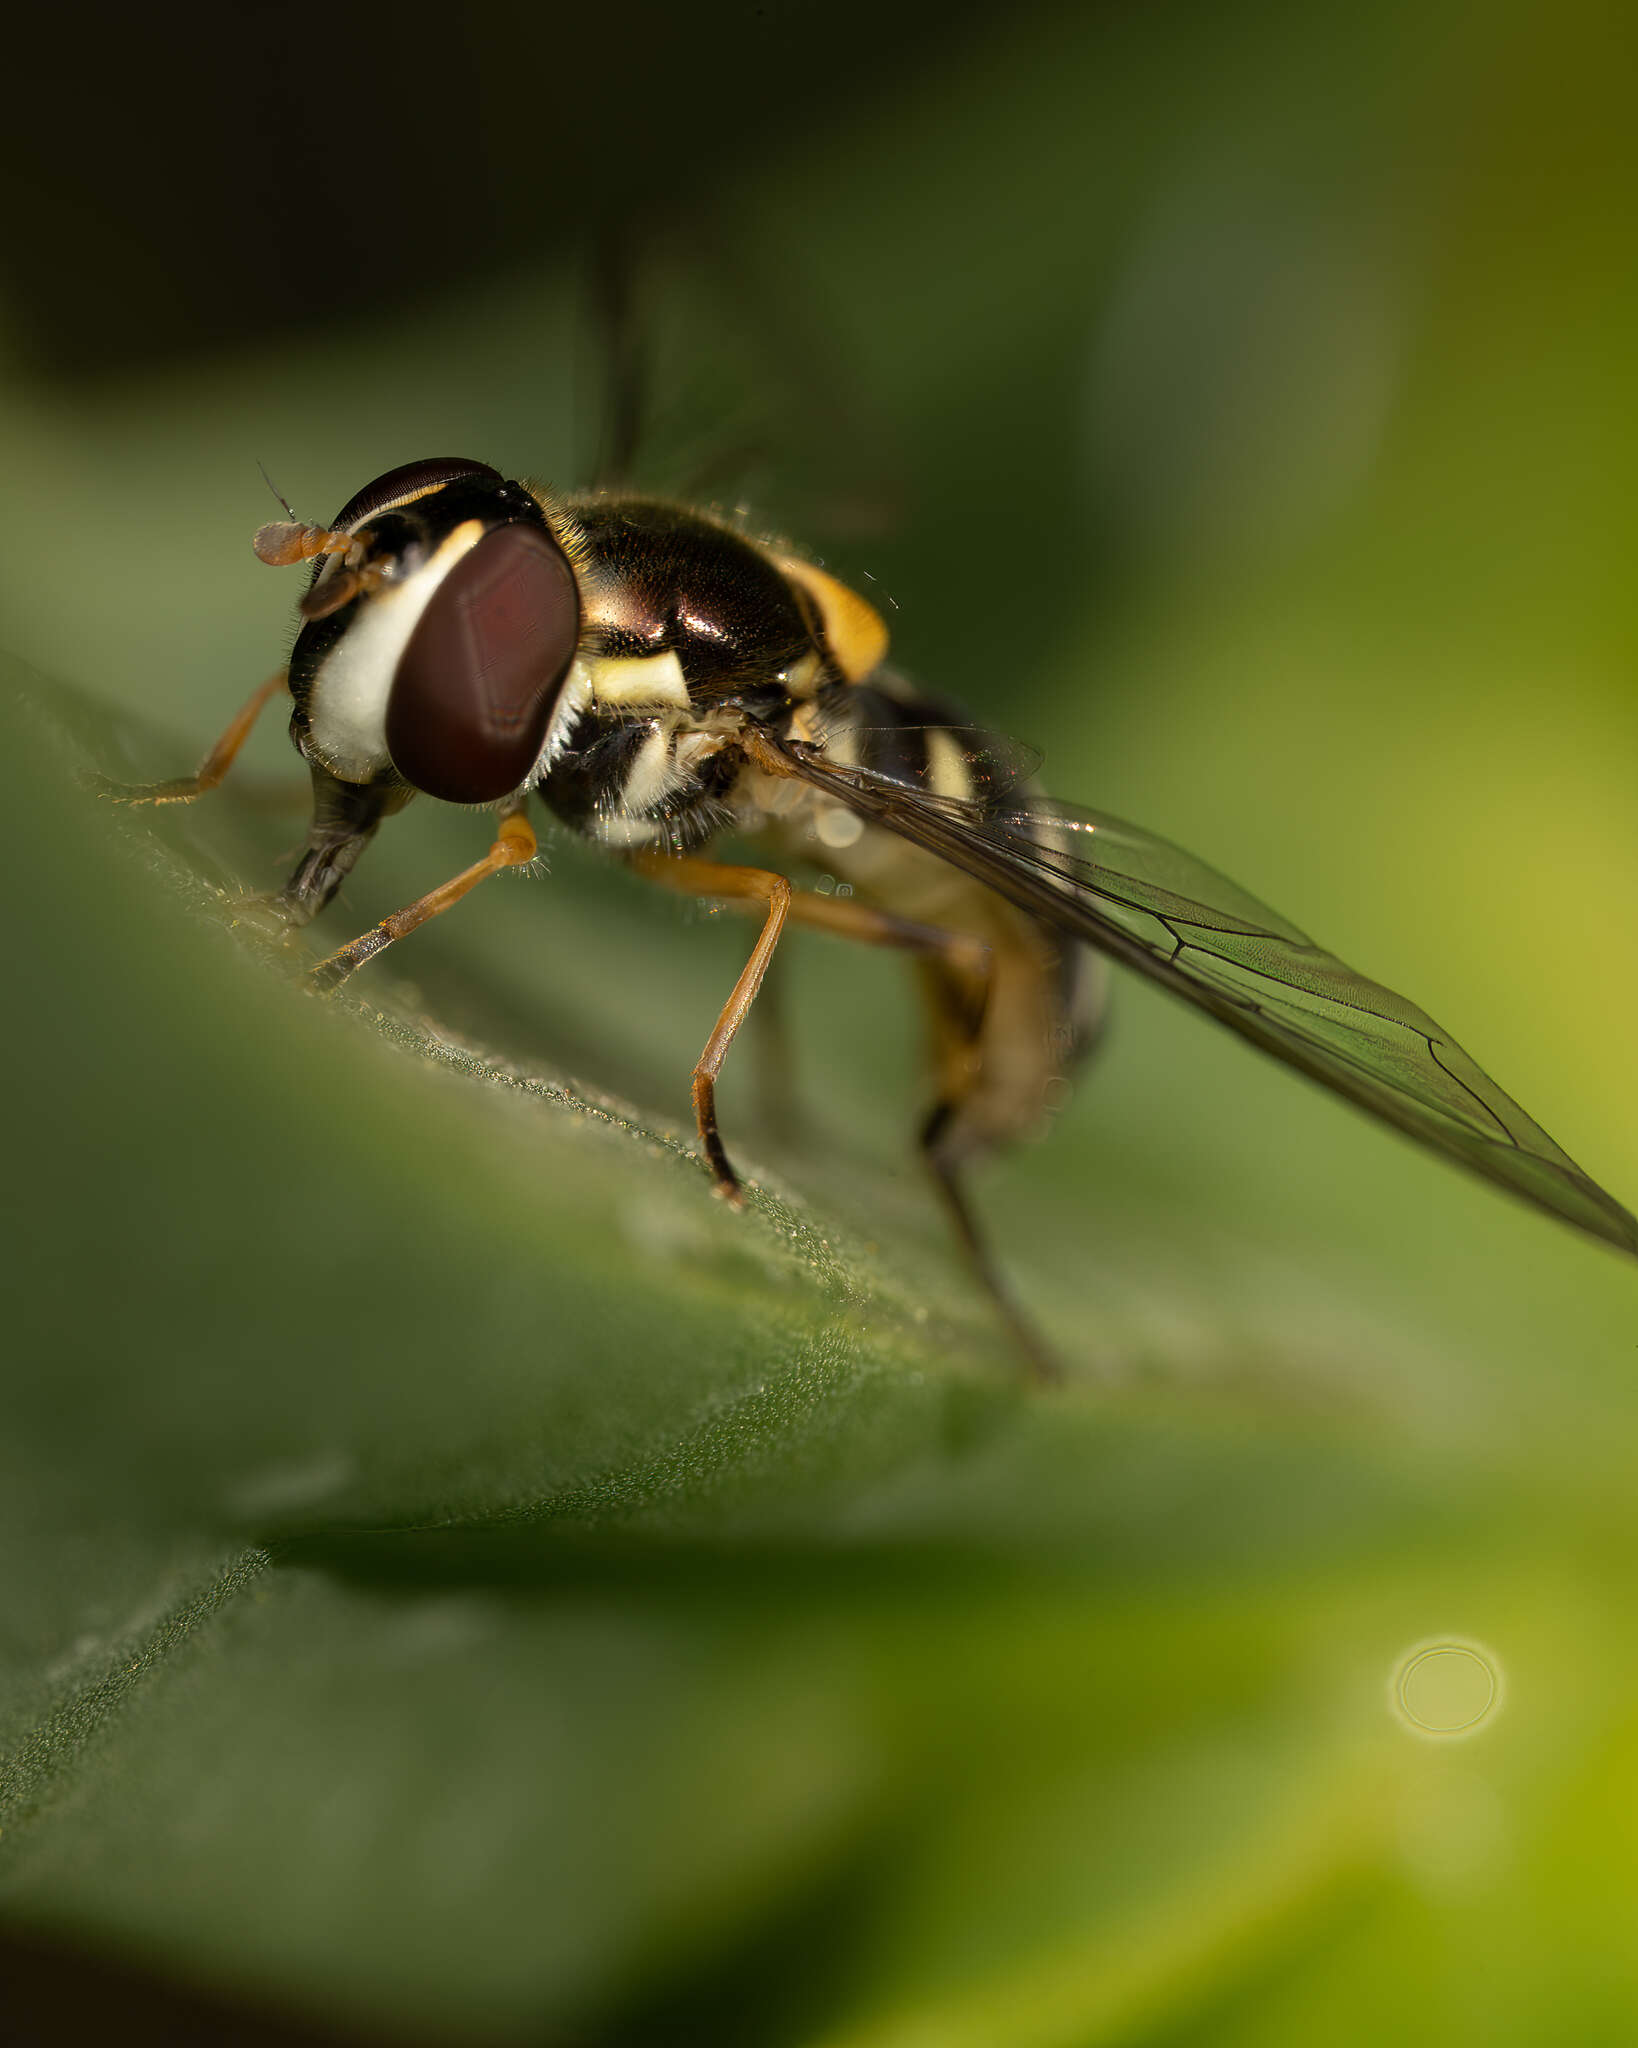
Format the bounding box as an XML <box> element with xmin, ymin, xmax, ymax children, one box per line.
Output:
<box><xmin>385</xmin><ymin>524</ymin><xmax>582</xmax><ymax>804</ymax></box>
<box><xmin>331</xmin><ymin>457</ymin><xmax>502</xmax><ymax>532</ymax></box>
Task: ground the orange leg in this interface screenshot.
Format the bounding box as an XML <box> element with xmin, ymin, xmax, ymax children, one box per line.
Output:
<box><xmin>627</xmin><ymin>851</ymin><xmax>994</xmax><ymax>1209</ymax></box>
<box><xmin>749</xmin><ymin>902</ymin><xmax>987</xmax><ymax>1145</ymax></box>
<box><xmin>631</xmin><ymin>845</ymin><xmax>1063</xmax><ymax>1384</ymax></box>
<box><xmin>99</xmin><ymin>671</ymin><xmax>289</xmax><ymax>805</ymax></box>
<box><xmin>636</xmin><ymin>857</ymin><xmax>989</xmax><ymax>970</ymax></box>
<box><xmin>309</xmin><ymin>809</ymin><xmax>538</xmax><ymax>993</ymax></box>
<box><xmin>627</xmin><ymin>854</ymin><xmax>795</xmax><ymax>1203</ymax></box>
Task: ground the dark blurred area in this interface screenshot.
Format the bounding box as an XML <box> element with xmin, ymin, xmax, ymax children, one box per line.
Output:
<box><xmin>1</xmin><ymin>0</ymin><xmax>1005</xmax><ymax>380</ymax></box>
<box><xmin>0</xmin><ymin>1927</ymin><xmax>428</xmax><ymax>2048</ymax></box>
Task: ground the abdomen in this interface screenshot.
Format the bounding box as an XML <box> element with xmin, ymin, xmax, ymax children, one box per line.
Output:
<box><xmin>750</xmin><ymin>673</ymin><xmax>1108</xmax><ymax>1161</ymax></box>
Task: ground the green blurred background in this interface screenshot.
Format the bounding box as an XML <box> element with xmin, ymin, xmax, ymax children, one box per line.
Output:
<box><xmin>4</xmin><ymin>1</ymin><xmax>1638</xmax><ymax>2041</ymax></box>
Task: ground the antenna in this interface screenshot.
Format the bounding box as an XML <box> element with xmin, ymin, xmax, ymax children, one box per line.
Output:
<box><xmin>256</xmin><ymin>459</ymin><xmax>300</xmax><ymax>525</ymax></box>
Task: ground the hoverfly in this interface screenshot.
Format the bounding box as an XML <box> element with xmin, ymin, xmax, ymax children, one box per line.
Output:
<box><xmin>107</xmin><ymin>455</ymin><xmax>1637</xmax><ymax>1378</ymax></box>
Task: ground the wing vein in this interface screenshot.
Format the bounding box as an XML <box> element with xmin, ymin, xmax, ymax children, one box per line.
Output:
<box><xmin>763</xmin><ymin>728</ymin><xmax>1636</xmax><ymax>1255</ymax></box>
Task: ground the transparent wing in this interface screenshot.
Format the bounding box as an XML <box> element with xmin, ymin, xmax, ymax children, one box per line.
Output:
<box><xmin>579</xmin><ymin>223</ymin><xmax>904</xmax><ymax>542</ymax></box>
<box><xmin>761</xmin><ymin>728</ymin><xmax>1638</xmax><ymax>1256</ymax></box>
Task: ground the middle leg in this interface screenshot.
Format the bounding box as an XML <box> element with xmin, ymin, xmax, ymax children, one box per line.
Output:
<box><xmin>627</xmin><ymin>853</ymin><xmax>793</xmax><ymax>1203</ymax></box>
<box><xmin>628</xmin><ymin>850</ymin><xmax>1088</xmax><ymax>1380</ymax></box>
<box><xmin>627</xmin><ymin>852</ymin><xmax>991</xmax><ymax>1204</ymax></box>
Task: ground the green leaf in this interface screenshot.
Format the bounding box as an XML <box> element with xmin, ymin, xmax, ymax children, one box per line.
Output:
<box><xmin>5</xmin><ymin>7</ymin><xmax>1638</xmax><ymax>2037</ymax></box>
<box><xmin>3</xmin><ymin>665</ymin><xmax>1634</xmax><ymax>2047</ymax></box>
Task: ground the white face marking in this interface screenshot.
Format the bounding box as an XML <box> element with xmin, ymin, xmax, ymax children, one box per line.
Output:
<box><xmin>304</xmin><ymin>518</ymin><xmax>487</xmax><ymax>784</ymax></box>
<box><xmin>587</xmin><ymin>651</ymin><xmax>691</xmax><ymax>712</ymax></box>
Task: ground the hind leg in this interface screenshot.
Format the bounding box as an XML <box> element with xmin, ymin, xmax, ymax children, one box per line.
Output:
<box><xmin>921</xmin><ymin>1107</ymin><xmax>1061</xmax><ymax>1385</ymax></box>
<box><xmin>914</xmin><ymin>950</ymin><xmax>1056</xmax><ymax>1384</ymax></box>
<box><xmin>914</xmin><ymin>923</ymin><xmax>1106</xmax><ymax>1385</ymax></box>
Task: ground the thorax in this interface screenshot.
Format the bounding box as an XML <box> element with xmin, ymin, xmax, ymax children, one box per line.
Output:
<box><xmin>536</xmin><ymin>496</ymin><xmax>876</xmax><ymax>848</ymax></box>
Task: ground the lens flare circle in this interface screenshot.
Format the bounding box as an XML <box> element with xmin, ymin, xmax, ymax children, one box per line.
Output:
<box><xmin>1390</xmin><ymin>1637</ymin><xmax>1504</xmax><ymax>1741</ymax></box>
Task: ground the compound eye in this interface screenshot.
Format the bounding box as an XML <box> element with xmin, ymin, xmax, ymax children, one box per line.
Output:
<box><xmin>386</xmin><ymin>525</ymin><xmax>581</xmax><ymax>804</ymax></box>
<box><xmin>331</xmin><ymin>457</ymin><xmax>503</xmax><ymax>532</ymax></box>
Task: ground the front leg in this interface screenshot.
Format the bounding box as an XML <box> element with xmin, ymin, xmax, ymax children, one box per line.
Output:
<box><xmin>308</xmin><ymin>804</ymin><xmax>537</xmax><ymax>992</ymax></box>
<box><xmin>98</xmin><ymin>672</ymin><xmax>289</xmax><ymax>804</ymax></box>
